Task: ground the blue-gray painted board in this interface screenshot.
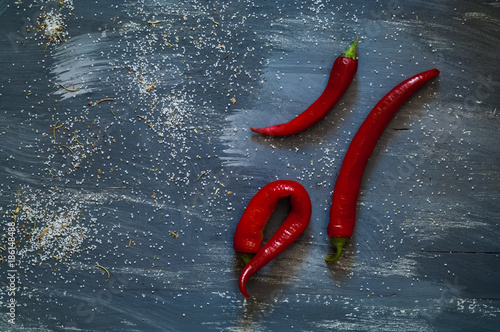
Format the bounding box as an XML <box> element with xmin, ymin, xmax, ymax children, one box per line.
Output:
<box><xmin>0</xmin><ymin>0</ymin><xmax>499</xmax><ymax>331</ymax></box>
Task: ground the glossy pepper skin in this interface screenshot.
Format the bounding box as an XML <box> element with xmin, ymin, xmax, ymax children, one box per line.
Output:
<box><xmin>250</xmin><ymin>38</ymin><xmax>359</xmax><ymax>137</ymax></box>
<box><xmin>326</xmin><ymin>68</ymin><xmax>440</xmax><ymax>262</ymax></box>
<box><xmin>233</xmin><ymin>180</ymin><xmax>312</xmax><ymax>297</ymax></box>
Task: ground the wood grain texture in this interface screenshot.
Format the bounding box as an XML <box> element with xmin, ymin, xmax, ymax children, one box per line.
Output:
<box><xmin>0</xmin><ymin>0</ymin><xmax>499</xmax><ymax>331</ymax></box>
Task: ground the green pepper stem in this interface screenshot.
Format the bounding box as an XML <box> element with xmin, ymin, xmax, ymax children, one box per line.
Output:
<box><xmin>325</xmin><ymin>237</ymin><xmax>349</xmax><ymax>262</ymax></box>
<box><xmin>239</xmin><ymin>253</ymin><xmax>255</xmax><ymax>265</ymax></box>
<box><xmin>341</xmin><ymin>37</ymin><xmax>358</xmax><ymax>60</ymax></box>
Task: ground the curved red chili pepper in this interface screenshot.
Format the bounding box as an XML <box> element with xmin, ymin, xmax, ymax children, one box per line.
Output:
<box><xmin>250</xmin><ymin>38</ymin><xmax>359</xmax><ymax>137</ymax></box>
<box><xmin>326</xmin><ymin>68</ymin><xmax>440</xmax><ymax>262</ymax></box>
<box><xmin>233</xmin><ymin>180</ymin><xmax>312</xmax><ymax>297</ymax></box>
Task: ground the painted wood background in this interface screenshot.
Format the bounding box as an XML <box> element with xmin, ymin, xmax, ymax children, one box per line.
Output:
<box><xmin>0</xmin><ymin>0</ymin><xmax>499</xmax><ymax>331</ymax></box>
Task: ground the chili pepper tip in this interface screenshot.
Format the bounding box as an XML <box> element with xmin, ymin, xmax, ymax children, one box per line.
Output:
<box><xmin>250</xmin><ymin>127</ymin><xmax>265</xmax><ymax>135</ymax></box>
<box><xmin>239</xmin><ymin>269</ymin><xmax>252</xmax><ymax>298</ymax></box>
<box><xmin>325</xmin><ymin>237</ymin><xmax>348</xmax><ymax>262</ymax></box>
<box><xmin>250</xmin><ymin>127</ymin><xmax>275</xmax><ymax>136</ymax></box>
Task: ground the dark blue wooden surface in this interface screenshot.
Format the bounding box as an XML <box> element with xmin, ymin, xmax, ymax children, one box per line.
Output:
<box><xmin>0</xmin><ymin>0</ymin><xmax>499</xmax><ymax>331</ymax></box>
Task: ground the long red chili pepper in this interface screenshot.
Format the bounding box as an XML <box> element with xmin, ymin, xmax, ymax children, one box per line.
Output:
<box><xmin>326</xmin><ymin>68</ymin><xmax>440</xmax><ymax>262</ymax></box>
<box><xmin>250</xmin><ymin>38</ymin><xmax>359</xmax><ymax>137</ymax></box>
<box><xmin>233</xmin><ymin>180</ymin><xmax>312</xmax><ymax>297</ymax></box>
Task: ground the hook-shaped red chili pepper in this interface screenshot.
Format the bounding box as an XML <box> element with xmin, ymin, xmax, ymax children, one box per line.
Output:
<box><xmin>233</xmin><ymin>180</ymin><xmax>312</xmax><ymax>297</ymax></box>
<box><xmin>327</xmin><ymin>68</ymin><xmax>440</xmax><ymax>262</ymax></box>
<box><xmin>250</xmin><ymin>38</ymin><xmax>358</xmax><ymax>137</ymax></box>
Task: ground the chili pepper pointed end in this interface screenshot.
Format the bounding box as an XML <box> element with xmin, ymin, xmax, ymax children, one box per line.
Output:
<box><xmin>239</xmin><ymin>271</ymin><xmax>251</xmax><ymax>298</ymax></box>
<box><xmin>250</xmin><ymin>126</ymin><xmax>279</xmax><ymax>137</ymax></box>
<box><xmin>325</xmin><ymin>237</ymin><xmax>349</xmax><ymax>262</ymax></box>
<box><xmin>341</xmin><ymin>37</ymin><xmax>358</xmax><ymax>60</ymax></box>
<box><xmin>240</xmin><ymin>287</ymin><xmax>250</xmax><ymax>298</ymax></box>
<box><xmin>250</xmin><ymin>127</ymin><xmax>269</xmax><ymax>136</ymax></box>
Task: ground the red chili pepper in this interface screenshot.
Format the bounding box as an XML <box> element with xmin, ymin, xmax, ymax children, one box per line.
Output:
<box><xmin>250</xmin><ymin>38</ymin><xmax>359</xmax><ymax>137</ymax></box>
<box><xmin>326</xmin><ymin>68</ymin><xmax>440</xmax><ymax>262</ymax></box>
<box><xmin>233</xmin><ymin>180</ymin><xmax>312</xmax><ymax>297</ymax></box>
